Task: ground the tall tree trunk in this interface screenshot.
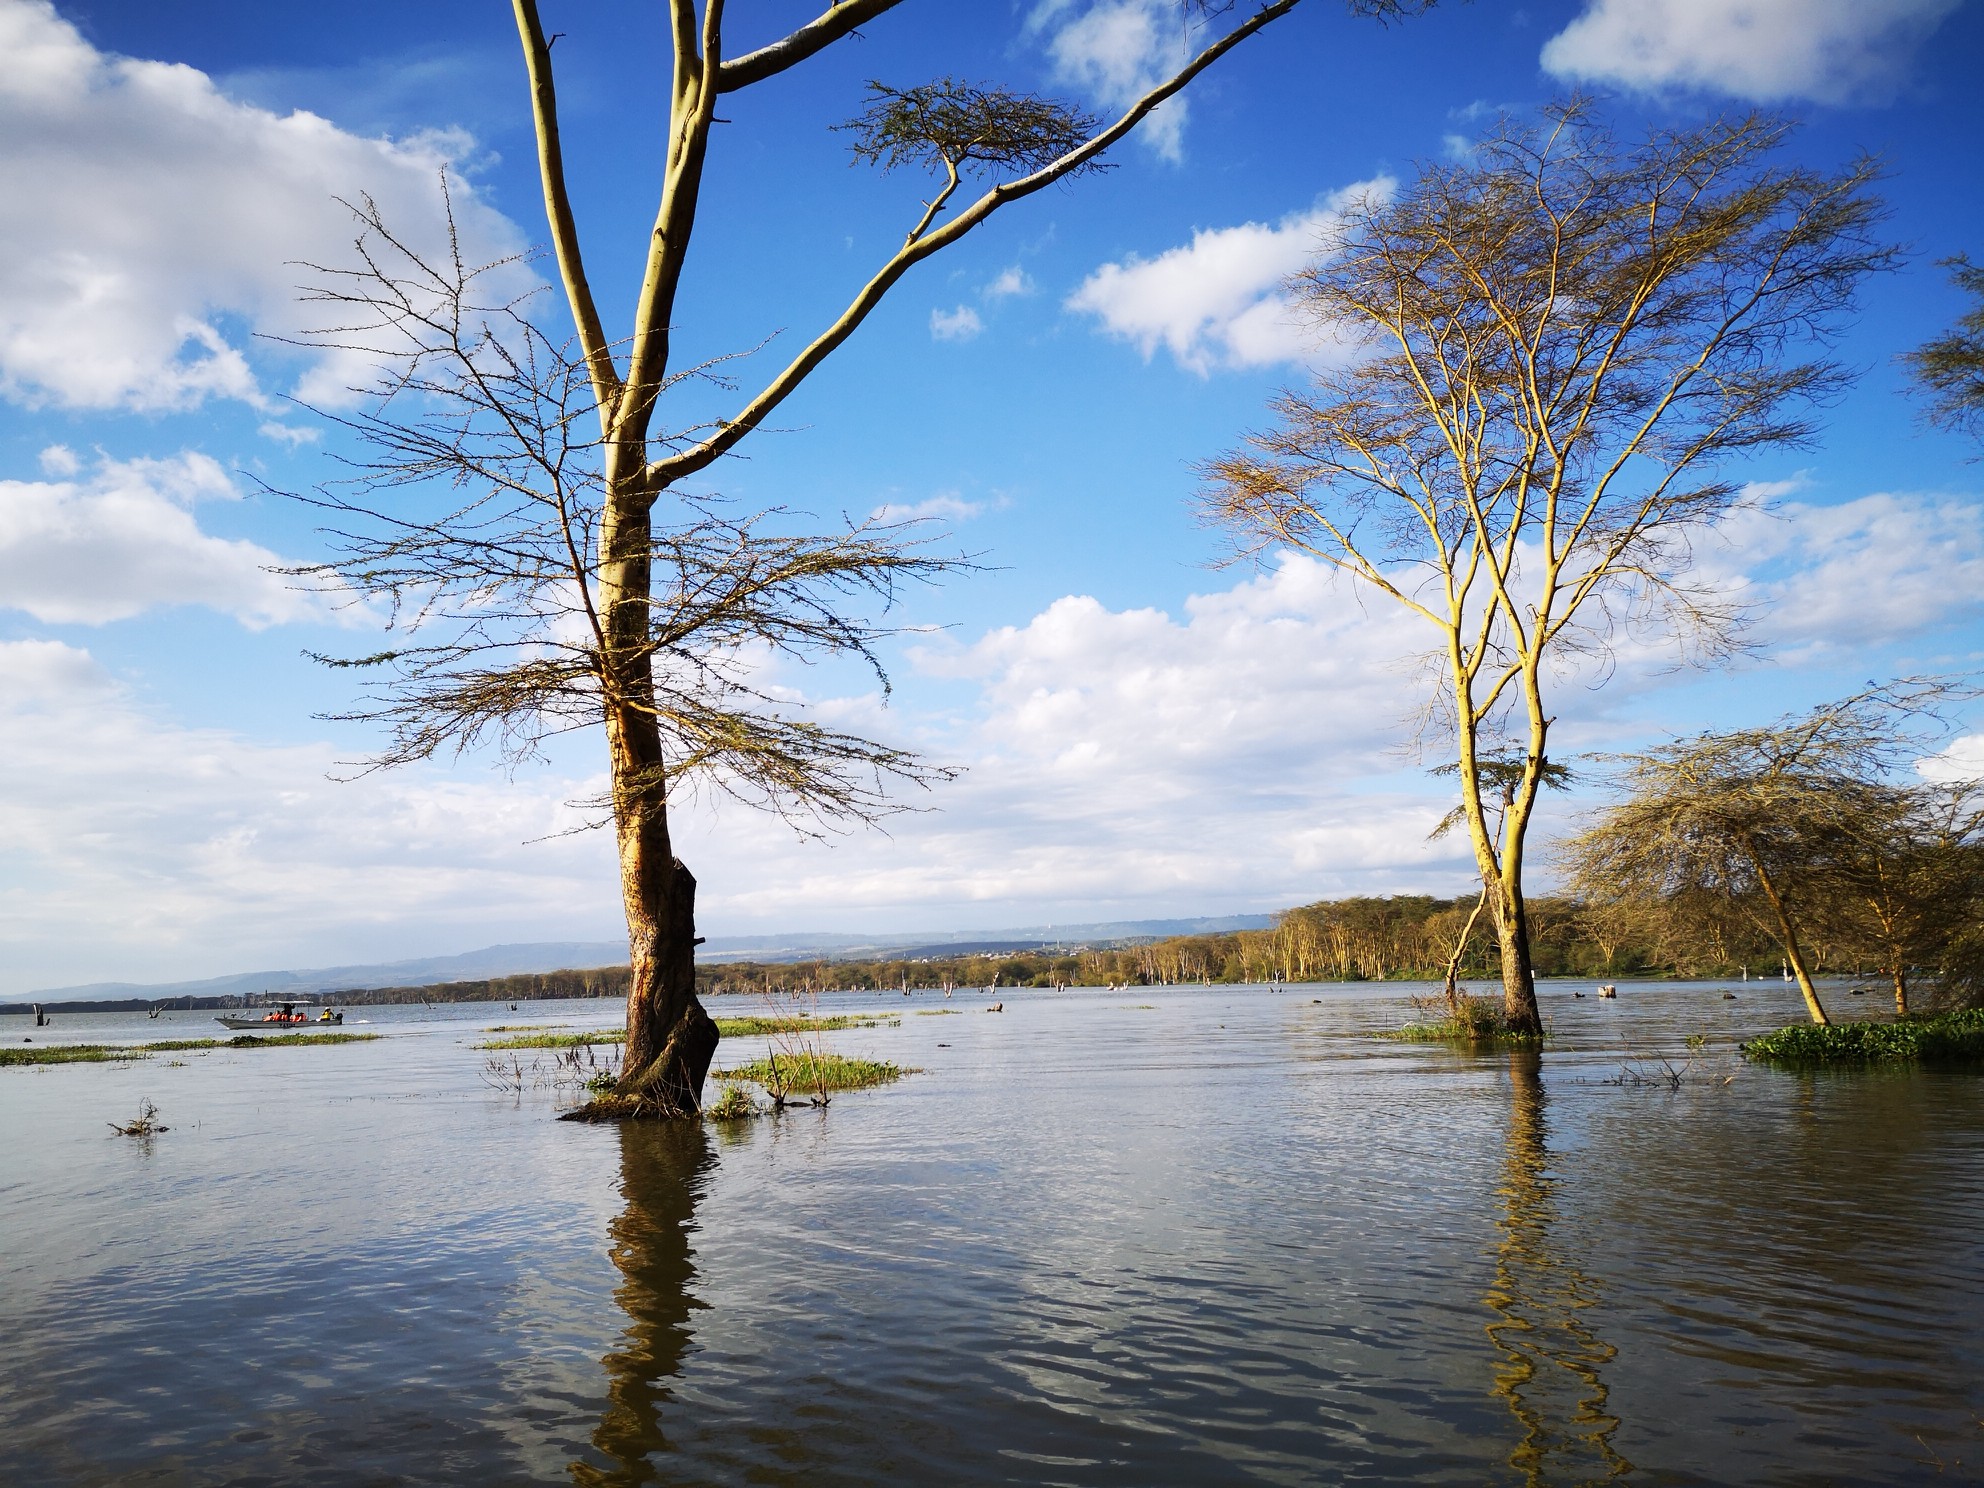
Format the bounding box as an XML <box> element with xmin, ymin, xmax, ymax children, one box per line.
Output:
<box><xmin>1491</xmin><ymin>873</ymin><xmax>1543</xmax><ymax>1035</ymax></box>
<box><xmin>1890</xmin><ymin>963</ymin><xmax>1910</xmax><ymax>1019</ymax></box>
<box><xmin>1746</xmin><ymin>849</ymin><xmax>1830</xmax><ymax>1026</ymax></box>
<box><xmin>578</xmin><ymin>495</ymin><xmax>720</xmax><ymax>1119</ymax></box>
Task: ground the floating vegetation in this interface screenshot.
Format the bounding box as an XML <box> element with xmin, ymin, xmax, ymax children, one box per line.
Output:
<box><xmin>711</xmin><ymin>1052</ymin><xmax>909</xmax><ymax>1097</ymax></box>
<box><xmin>714</xmin><ymin>1014</ymin><xmax>884</xmax><ymax>1036</ymax></box>
<box><xmin>478</xmin><ymin>1030</ymin><xmax>625</xmax><ymax>1050</ymax></box>
<box><xmin>914</xmin><ymin>1009</ymin><xmax>962</xmax><ymax>1017</ymax></box>
<box><xmin>3</xmin><ymin>1033</ymin><xmax>378</xmax><ymax>1067</ymax></box>
<box><xmin>704</xmin><ymin>1082</ymin><xmax>760</xmax><ymax>1120</ymax></box>
<box><xmin>1742</xmin><ymin>1008</ymin><xmax>1984</xmax><ymax>1066</ymax></box>
<box><xmin>3</xmin><ymin>1045</ymin><xmax>134</xmax><ymax>1066</ymax></box>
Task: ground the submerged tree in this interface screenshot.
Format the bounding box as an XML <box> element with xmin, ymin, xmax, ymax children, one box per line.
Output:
<box><xmin>298</xmin><ymin>2</ymin><xmax>1419</xmax><ymax>1117</ymax></box>
<box><xmin>1201</xmin><ymin>100</ymin><xmax>1895</xmax><ymax>1034</ymax></box>
<box><xmin>1561</xmin><ymin>685</ymin><xmax>1974</xmax><ymax>1026</ymax></box>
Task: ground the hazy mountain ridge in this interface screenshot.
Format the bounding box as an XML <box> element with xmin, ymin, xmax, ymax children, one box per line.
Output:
<box><xmin>8</xmin><ymin>916</ymin><xmax>1275</xmax><ymax>1004</ymax></box>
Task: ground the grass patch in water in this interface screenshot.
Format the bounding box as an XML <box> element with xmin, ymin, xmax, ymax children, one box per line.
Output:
<box><xmin>479</xmin><ymin>1030</ymin><xmax>625</xmax><ymax>1049</ymax></box>
<box><xmin>1</xmin><ymin>1044</ymin><xmax>136</xmax><ymax>1065</ymax></box>
<box><xmin>1742</xmin><ymin>1008</ymin><xmax>1984</xmax><ymax>1066</ymax></box>
<box><xmin>3</xmin><ymin>1032</ymin><xmax>379</xmax><ymax>1066</ymax></box>
<box><xmin>914</xmin><ymin>1009</ymin><xmax>962</xmax><ymax>1017</ymax></box>
<box><xmin>704</xmin><ymin>1082</ymin><xmax>760</xmax><ymax>1120</ymax></box>
<box><xmin>715</xmin><ymin>1014</ymin><xmax>881</xmax><ymax>1036</ymax></box>
<box><xmin>1373</xmin><ymin>995</ymin><xmax>1546</xmax><ymax>1048</ymax></box>
<box><xmin>711</xmin><ymin>1051</ymin><xmax>909</xmax><ymax>1092</ymax></box>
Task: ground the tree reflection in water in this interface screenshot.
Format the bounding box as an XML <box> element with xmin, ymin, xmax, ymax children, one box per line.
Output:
<box><xmin>1484</xmin><ymin>1051</ymin><xmax>1633</xmax><ymax>1484</ymax></box>
<box><xmin>573</xmin><ymin>1121</ymin><xmax>714</xmax><ymax>1488</ymax></box>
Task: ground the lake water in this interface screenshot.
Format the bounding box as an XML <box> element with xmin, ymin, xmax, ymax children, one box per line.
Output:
<box><xmin>2</xmin><ymin>979</ymin><xmax>1980</xmax><ymax>1485</ymax></box>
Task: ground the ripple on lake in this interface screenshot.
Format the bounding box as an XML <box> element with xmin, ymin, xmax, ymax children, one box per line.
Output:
<box><xmin>2</xmin><ymin>981</ymin><xmax>1981</xmax><ymax>1485</ymax></box>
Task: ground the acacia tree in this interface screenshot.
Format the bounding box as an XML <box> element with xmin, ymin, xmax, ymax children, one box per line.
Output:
<box><xmin>1904</xmin><ymin>254</ymin><xmax>1984</xmax><ymax>443</ymax></box>
<box><xmin>1561</xmin><ymin>686</ymin><xmax>1969</xmax><ymax>1026</ymax></box>
<box><xmin>300</xmin><ymin>1</ymin><xmax>1421</xmax><ymax>1117</ymax></box>
<box><xmin>1818</xmin><ymin>782</ymin><xmax>1984</xmax><ymax>1016</ymax></box>
<box><xmin>1201</xmin><ymin>101</ymin><xmax>1894</xmax><ymax>1034</ymax></box>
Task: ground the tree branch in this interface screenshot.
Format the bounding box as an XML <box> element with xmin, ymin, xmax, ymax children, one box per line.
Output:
<box><xmin>646</xmin><ymin>0</ymin><xmax>1310</xmax><ymax>492</ymax></box>
<box><xmin>512</xmin><ymin>0</ymin><xmax>621</xmax><ymax>428</ymax></box>
<box><xmin>717</xmin><ymin>0</ymin><xmax>908</xmax><ymax>92</ymax></box>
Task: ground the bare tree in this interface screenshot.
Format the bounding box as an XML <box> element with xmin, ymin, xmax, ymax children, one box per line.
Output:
<box><xmin>297</xmin><ymin>2</ymin><xmax>1423</xmax><ymax>1117</ymax></box>
<box><xmin>1561</xmin><ymin>684</ymin><xmax>1969</xmax><ymax>1026</ymax></box>
<box><xmin>1201</xmin><ymin>101</ymin><xmax>1894</xmax><ymax>1033</ymax></box>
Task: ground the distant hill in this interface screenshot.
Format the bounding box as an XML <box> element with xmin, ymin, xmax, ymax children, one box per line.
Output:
<box><xmin>6</xmin><ymin>916</ymin><xmax>1276</xmax><ymax>1005</ymax></box>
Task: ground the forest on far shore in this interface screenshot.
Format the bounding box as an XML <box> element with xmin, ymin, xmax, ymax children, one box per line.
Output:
<box><xmin>310</xmin><ymin>891</ymin><xmax>1845</xmax><ymax>1008</ymax></box>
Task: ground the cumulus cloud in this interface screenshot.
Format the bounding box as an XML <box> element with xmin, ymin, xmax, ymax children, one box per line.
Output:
<box><xmin>984</xmin><ymin>265</ymin><xmax>1034</xmax><ymax>300</ymax></box>
<box><xmin>11</xmin><ymin>486</ymin><xmax>1982</xmax><ymax>981</ymax></box>
<box><xmin>1036</xmin><ymin>0</ymin><xmax>1194</xmax><ymax>160</ymax></box>
<box><xmin>0</xmin><ymin>0</ymin><xmax>524</xmax><ymax>413</ymax></box>
<box><xmin>0</xmin><ymin>639</ymin><xmax>619</xmax><ymax>993</ymax></box>
<box><xmin>1706</xmin><ymin>491</ymin><xmax>1984</xmax><ymax>651</ymax></box>
<box><xmin>1067</xmin><ymin>181</ymin><xmax>1390</xmax><ymax>373</ymax></box>
<box><xmin>664</xmin><ymin>556</ymin><xmax>1485</xmax><ymax>931</ymax></box>
<box><xmin>930</xmin><ymin>304</ymin><xmax>985</xmax><ymax>342</ymax></box>
<box><xmin>0</xmin><ymin>452</ymin><xmax>331</xmax><ymax>626</ymax></box>
<box><xmin>1541</xmin><ymin>0</ymin><xmax>1962</xmax><ymax>104</ymax></box>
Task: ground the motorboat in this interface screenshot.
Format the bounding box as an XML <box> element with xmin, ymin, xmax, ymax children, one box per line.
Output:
<box><xmin>215</xmin><ymin>1002</ymin><xmax>339</xmax><ymax>1029</ymax></box>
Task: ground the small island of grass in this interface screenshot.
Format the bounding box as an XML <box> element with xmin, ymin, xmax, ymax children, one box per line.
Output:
<box><xmin>711</xmin><ymin>1051</ymin><xmax>908</xmax><ymax>1092</ymax></box>
<box><xmin>1741</xmin><ymin>1008</ymin><xmax>1984</xmax><ymax>1066</ymax></box>
<box><xmin>2</xmin><ymin>1032</ymin><xmax>380</xmax><ymax>1067</ymax></box>
<box><xmin>1372</xmin><ymin>995</ymin><xmax>1546</xmax><ymax>1049</ymax></box>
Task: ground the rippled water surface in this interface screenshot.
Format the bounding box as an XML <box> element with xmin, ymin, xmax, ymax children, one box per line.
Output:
<box><xmin>3</xmin><ymin>980</ymin><xmax>1982</xmax><ymax>1485</ymax></box>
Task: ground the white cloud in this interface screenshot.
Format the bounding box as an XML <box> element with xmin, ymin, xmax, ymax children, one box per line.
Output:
<box><xmin>930</xmin><ymin>304</ymin><xmax>985</xmax><ymax>342</ymax></box>
<box><xmin>664</xmin><ymin>556</ymin><xmax>1482</xmax><ymax>931</ymax></box>
<box><xmin>1706</xmin><ymin>491</ymin><xmax>1984</xmax><ymax>651</ymax></box>
<box><xmin>870</xmin><ymin>493</ymin><xmax>986</xmax><ymax>523</ymax></box>
<box><xmin>1038</xmin><ymin>0</ymin><xmax>1194</xmax><ymax>160</ymax></box>
<box><xmin>257</xmin><ymin>421</ymin><xmax>320</xmax><ymax>447</ymax></box>
<box><xmin>0</xmin><ymin>452</ymin><xmax>331</xmax><ymax>627</ymax></box>
<box><xmin>0</xmin><ymin>0</ymin><xmax>525</xmax><ymax>413</ymax></box>
<box><xmin>0</xmin><ymin>639</ymin><xmax>618</xmax><ymax>993</ymax></box>
<box><xmin>1067</xmin><ymin>181</ymin><xmax>1391</xmax><ymax>374</ymax></box>
<box><xmin>984</xmin><ymin>265</ymin><xmax>1034</xmax><ymax>300</ymax></box>
<box><xmin>1540</xmin><ymin>0</ymin><xmax>1962</xmax><ymax>103</ymax></box>
<box><xmin>10</xmin><ymin>488</ymin><xmax>1982</xmax><ymax>984</ymax></box>
<box><xmin>37</xmin><ymin>443</ymin><xmax>80</xmax><ymax>477</ymax></box>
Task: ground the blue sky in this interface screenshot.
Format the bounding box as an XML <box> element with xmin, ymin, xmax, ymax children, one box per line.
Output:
<box><xmin>2</xmin><ymin>0</ymin><xmax>1981</xmax><ymax>993</ymax></box>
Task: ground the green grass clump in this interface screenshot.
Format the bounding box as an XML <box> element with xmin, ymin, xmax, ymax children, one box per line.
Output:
<box><xmin>2</xmin><ymin>1032</ymin><xmax>379</xmax><ymax>1066</ymax></box>
<box><xmin>711</xmin><ymin>1051</ymin><xmax>908</xmax><ymax>1093</ymax></box>
<box><xmin>478</xmin><ymin>1030</ymin><xmax>626</xmax><ymax>1049</ymax></box>
<box><xmin>1</xmin><ymin>1044</ymin><xmax>135</xmax><ymax>1066</ymax></box>
<box><xmin>913</xmin><ymin>1009</ymin><xmax>962</xmax><ymax>1017</ymax></box>
<box><xmin>704</xmin><ymin>1082</ymin><xmax>759</xmax><ymax>1120</ymax></box>
<box><xmin>1374</xmin><ymin>995</ymin><xmax>1546</xmax><ymax>1048</ymax></box>
<box><xmin>714</xmin><ymin>1014</ymin><xmax>880</xmax><ymax>1036</ymax></box>
<box><xmin>1742</xmin><ymin>1007</ymin><xmax>1984</xmax><ymax>1066</ymax></box>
